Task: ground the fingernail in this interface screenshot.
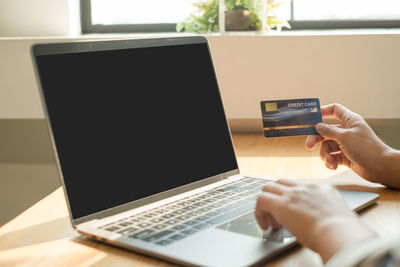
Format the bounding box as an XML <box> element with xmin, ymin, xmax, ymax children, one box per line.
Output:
<box><xmin>315</xmin><ymin>123</ymin><xmax>323</xmax><ymax>130</ymax></box>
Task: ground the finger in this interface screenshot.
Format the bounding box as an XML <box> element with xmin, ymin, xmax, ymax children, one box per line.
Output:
<box><xmin>331</xmin><ymin>152</ymin><xmax>343</xmax><ymax>170</ymax></box>
<box><xmin>255</xmin><ymin>210</ymin><xmax>274</xmax><ymax>230</ymax></box>
<box><xmin>326</xmin><ymin>140</ymin><xmax>340</xmax><ymax>153</ymax></box>
<box><xmin>262</xmin><ymin>182</ymin><xmax>289</xmax><ymax>195</ymax></box>
<box><xmin>320</xmin><ymin>140</ymin><xmax>340</xmax><ymax>159</ymax></box>
<box><xmin>305</xmin><ymin>135</ymin><xmax>324</xmax><ymax>150</ymax></box>
<box><xmin>315</xmin><ymin>123</ymin><xmax>345</xmax><ymax>141</ymax></box>
<box><xmin>320</xmin><ymin>146</ymin><xmax>335</xmax><ymax>168</ymax></box>
<box><xmin>264</xmin><ymin>212</ymin><xmax>281</xmax><ymax>230</ymax></box>
<box><xmin>320</xmin><ymin>140</ymin><xmax>340</xmax><ymax>169</ymax></box>
<box><xmin>328</xmin><ymin>155</ymin><xmax>338</xmax><ymax>170</ymax></box>
<box><xmin>320</xmin><ymin>103</ymin><xmax>352</xmax><ymax>121</ymax></box>
<box><xmin>255</xmin><ymin>192</ymin><xmax>282</xmax><ymax>230</ymax></box>
<box><xmin>325</xmin><ymin>160</ymin><xmax>334</xmax><ymax>170</ymax></box>
<box><xmin>276</xmin><ymin>178</ymin><xmax>298</xmax><ymax>187</ymax></box>
<box><xmin>331</xmin><ymin>151</ymin><xmax>351</xmax><ymax>168</ymax></box>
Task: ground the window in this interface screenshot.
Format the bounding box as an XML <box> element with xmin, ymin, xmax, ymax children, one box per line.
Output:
<box><xmin>81</xmin><ymin>0</ymin><xmax>196</xmax><ymax>32</ymax></box>
<box><xmin>81</xmin><ymin>0</ymin><xmax>400</xmax><ymax>33</ymax></box>
<box><xmin>290</xmin><ymin>0</ymin><xmax>400</xmax><ymax>29</ymax></box>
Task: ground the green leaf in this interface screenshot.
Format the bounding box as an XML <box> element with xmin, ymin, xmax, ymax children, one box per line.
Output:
<box><xmin>176</xmin><ymin>22</ymin><xmax>184</xmax><ymax>32</ymax></box>
<box><xmin>267</xmin><ymin>0</ymin><xmax>291</xmax><ymax>11</ymax></box>
<box><xmin>267</xmin><ymin>16</ymin><xmax>291</xmax><ymax>29</ymax></box>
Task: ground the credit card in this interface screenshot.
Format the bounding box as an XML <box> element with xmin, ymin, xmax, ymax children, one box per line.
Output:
<box><xmin>260</xmin><ymin>98</ymin><xmax>322</xmax><ymax>138</ymax></box>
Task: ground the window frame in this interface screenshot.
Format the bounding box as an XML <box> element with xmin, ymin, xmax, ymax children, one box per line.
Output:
<box><xmin>80</xmin><ymin>0</ymin><xmax>400</xmax><ymax>34</ymax></box>
<box><xmin>289</xmin><ymin>20</ymin><xmax>400</xmax><ymax>30</ymax></box>
<box><xmin>80</xmin><ymin>0</ymin><xmax>176</xmax><ymax>33</ymax></box>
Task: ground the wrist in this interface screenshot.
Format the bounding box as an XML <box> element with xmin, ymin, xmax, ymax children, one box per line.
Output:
<box><xmin>310</xmin><ymin>215</ymin><xmax>376</xmax><ymax>263</ymax></box>
<box><xmin>379</xmin><ymin>148</ymin><xmax>400</xmax><ymax>189</ymax></box>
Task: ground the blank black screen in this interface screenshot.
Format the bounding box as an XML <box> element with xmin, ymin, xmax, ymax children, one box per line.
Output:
<box><xmin>35</xmin><ymin>42</ymin><xmax>238</xmax><ymax>219</ymax></box>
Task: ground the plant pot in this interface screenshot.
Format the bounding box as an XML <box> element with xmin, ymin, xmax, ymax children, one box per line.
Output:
<box><xmin>225</xmin><ymin>9</ymin><xmax>253</xmax><ymax>31</ymax></box>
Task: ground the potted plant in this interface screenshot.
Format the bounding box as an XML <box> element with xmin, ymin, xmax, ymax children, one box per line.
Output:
<box><xmin>177</xmin><ymin>0</ymin><xmax>291</xmax><ymax>33</ymax></box>
<box><xmin>224</xmin><ymin>0</ymin><xmax>262</xmax><ymax>31</ymax></box>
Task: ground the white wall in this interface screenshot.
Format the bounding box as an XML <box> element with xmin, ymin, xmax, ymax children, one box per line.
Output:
<box><xmin>208</xmin><ymin>33</ymin><xmax>400</xmax><ymax>119</ymax></box>
<box><xmin>0</xmin><ymin>38</ymin><xmax>68</xmax><ymax>118</ymax></box>
<box><xmin>0</xmin><ymin>0</ymin><xmax>72</xmax><ymax>37</ymax></box>
<box><xmin>0</xmin><ymin>33</ymin><xmax>400</xmax><ymax>119</ymax></box>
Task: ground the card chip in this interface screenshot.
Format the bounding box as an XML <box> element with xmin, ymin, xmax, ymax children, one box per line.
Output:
<box><xmin>265</xmin><ymin>103</ymin><xmax>277</xmax><ymax>112</ymax></box>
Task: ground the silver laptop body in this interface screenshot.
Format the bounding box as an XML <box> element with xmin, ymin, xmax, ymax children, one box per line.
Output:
<box><xmin>31</xmin><ymin>36</ymin><xmax>378</xmax><ymax>267</ymax></box>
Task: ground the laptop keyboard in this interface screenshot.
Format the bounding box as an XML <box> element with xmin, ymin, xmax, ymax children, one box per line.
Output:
<box><xmin>99</xmin><ymin>177</ymin><xmax>269</xmax><ymax>246</ymax></box>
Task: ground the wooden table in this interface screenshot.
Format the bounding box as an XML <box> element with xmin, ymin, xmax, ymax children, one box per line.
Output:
<box><xmin>1</xmin><ymin>133</ymin><xmax>400</xmax><ymax>266</ymax></box>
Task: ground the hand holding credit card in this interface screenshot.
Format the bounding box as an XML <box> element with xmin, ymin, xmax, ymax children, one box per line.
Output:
<box><xmin>260</xmin><ymin>98</ymin><xmax>322</xmax><ymax>138</ymax></box>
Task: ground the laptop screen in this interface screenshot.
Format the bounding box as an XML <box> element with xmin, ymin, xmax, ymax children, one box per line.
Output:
<box><xmin>34</xmin><ymin>38</ymin><xmax>238</xmax><ymax>219</ymax></box>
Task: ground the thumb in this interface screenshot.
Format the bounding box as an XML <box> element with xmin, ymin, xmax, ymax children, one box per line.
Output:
<box><xmin>315</xmin><ymin>123</ymin><xmax>344</xmax><ymax>141</ymax></box>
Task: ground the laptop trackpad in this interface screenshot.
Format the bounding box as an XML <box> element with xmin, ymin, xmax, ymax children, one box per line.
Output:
<box><xmin>216</xmin><ymin>212</ymin><xmax>294</xmax><ymax>243</ymax></box>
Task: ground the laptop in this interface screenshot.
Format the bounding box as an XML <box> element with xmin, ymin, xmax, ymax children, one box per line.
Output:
<box><xmin>31</xmin><ymin>36</ymin><xmax>378</xmax><ymax>267</ymax></box>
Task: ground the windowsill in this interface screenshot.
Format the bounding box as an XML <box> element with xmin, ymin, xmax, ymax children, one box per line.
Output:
<box><xmin>82</xmin><ymin>28</ymin><xmax>400</xmax><ymax>37</ymax></box>
<box><xmin>1</xmin><ymin>28</ymin><xmax>400</xmax><ymax>40</ymax></box>
<box><xmin>210</xmin><ymin>28</ymin><xmax>400</xmax><ymax>36</ymax></box>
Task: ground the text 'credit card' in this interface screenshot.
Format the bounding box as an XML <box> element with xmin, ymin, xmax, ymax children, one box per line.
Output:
<box><xmin>260</xmin><ymin>98</ymin><xmax>322</xmax><ymax>138</ymax></box>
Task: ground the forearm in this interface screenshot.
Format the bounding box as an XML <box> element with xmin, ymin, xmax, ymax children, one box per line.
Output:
<box><xmin>378</xmin><ymin>148</ymin><xmax>400</xmax><ymax>189</ymax></box>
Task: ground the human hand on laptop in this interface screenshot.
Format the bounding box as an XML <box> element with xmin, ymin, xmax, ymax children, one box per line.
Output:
<box><xmin>305</xmin><ymin>103</ymin><xmax>400</xmax><ymax>189</ymax></box>
<box><xmin>255</xmin><ymin>179</ymin><xmax>375</xmax><ymax>263</ymax></box>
